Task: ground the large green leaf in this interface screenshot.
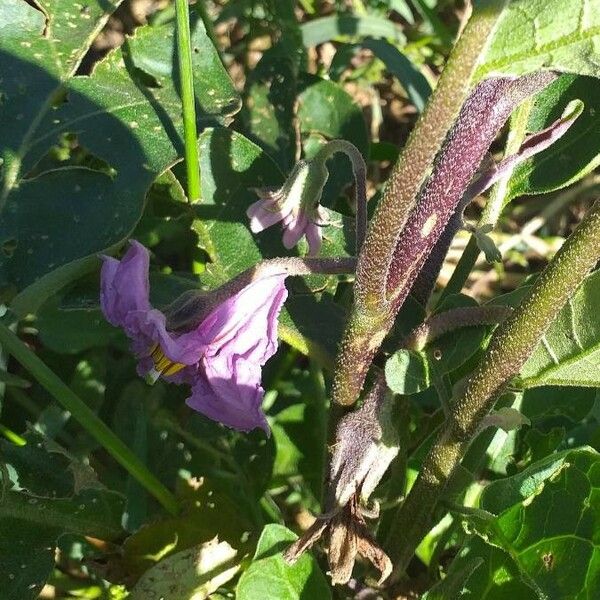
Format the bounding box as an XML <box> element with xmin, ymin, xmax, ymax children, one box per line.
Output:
<box><xmin>518</xmin><ymin>270</ymin><xmax>600</xmax><ymax>388</ymax></box>
<box><xmin>453</xmin><ymin>448</ymin><xmax>600</xmax><ymax>599</ymax></box>
<box><xmin>475</xmin><ymin>0</ymin><xmax>600</xmax><ymax>81</ymax></box>
<box><xmin>508</xmin><ymin>74</ymin><xmax>600</xmax><ymax>199</ymax></box>
<box><xmin>236</xmin><ymin>524</ymin><xmax>331</xmax><ymax>600</ymax></box>
<box><xmin>0</xmin><ymin>4</ymin><xmax>239</xmax><ymax>308</ymax></box>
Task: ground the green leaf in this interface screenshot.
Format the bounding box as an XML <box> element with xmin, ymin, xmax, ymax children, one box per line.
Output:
<box><xmin>0</xmin><ymin>6</ymin><xmax>239</xmax><ymax>307</ymax></box>
<box><xmin>508</xmin><ymin>74</ymin><xmax>600</xmax><ymax>199</ymax></box>
<box><xmin>457</xmin><ymin>448</ymin><xmax>600</xmax><ymax>598</ymax></box>
<box><xmin>521</xmin><ymin>386</ymin><xmax>596</xmax><ymax>423</ymax></box>
<box><xmin>449</xmin><ymin>538</ymin><xmax>539</xmax><ymax>599</ymax></box>
<box><xmin>130</xmin><ymin>539</ymin><xmax>240</xmax><ymax>600</ymax></box>
<box><xmin>475</xmin><ymin>0</ymin><xmax>600</xmax><ymax>80</ymax></box>
<box><xmin>426</xmin><ymin>295</ymin><xmax>489</xmax><ymax>375</ymax></box>
<box><xmin>300</xmin><ymin>14</ymin><xmax>405</xmax><ymax>47</ymax></box>
<box><xmin>121</xmin><ymin>478</ymin><xmax>251</xmax><ymax>579</ymax></box>
<box><xmin>36</xmin><ymin>296</ymin><xmax>120</xmax><ymax>354</ymax></box>
<box><xmin>519</xmin><ymin>270</ymin><xmax>600</xmax><ymax>387</ymax></box>
<box><xmin>385</xmin><ymin>349</ymin><xmax>430</xmax><ymax>395</ymax></box>
<box><xmin>236</xmin><ymin>524</ymin><xmax>331</xmax><ymax>600</ymax></box>
<box><xmin>362</xmin><ymin>38</ymin><xmax>432</xmax><ymax>112</ymax></box>
<box><xmin>422</xmin><ymin>556</ymin><xmax>484</xmax><ymax>600</ymax></box>
<box><xmin>271</xmin><ymin>369</ymin><xmax>327</xmax><ymax>498</ymax></box>
<box><xmin>0</xmin><ymin>430</ymin><xmax>124</xmax><ymax>599</ymax></box>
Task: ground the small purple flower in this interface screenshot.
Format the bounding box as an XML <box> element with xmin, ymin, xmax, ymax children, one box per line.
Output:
<box><xmin>100</xmin><ymin>240</ymin><xmax>288</xmax><ymax>433</ymax></box>
<box><xmin>246</xmin><ymin>160</ymin><xmax>330</xmax><ymax>256</ymax></box>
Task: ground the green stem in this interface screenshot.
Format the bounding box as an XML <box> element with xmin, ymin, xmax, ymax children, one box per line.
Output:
<box><xmin>440</xmin><ymin>98</ymin><xmax>534</xmax><ymax>300</ymax></box>
<box><xmin>332</xmin><ymin>1</ymin><xmax>508</xmax><ymax>408</ymax></box>
<box><xmin>385</xmin><ymin>197</ymin><xmax>600</xmax><ymax>575</ymax></box>
<box><xmin>175</xmin><ymin>0</ymin><xmax>201</xmax><ymax>203</ymax></box>
<box><xmin>0</xmin><ymin>322</ymin><xmax>180</xmax><ymax>516</ymax></box>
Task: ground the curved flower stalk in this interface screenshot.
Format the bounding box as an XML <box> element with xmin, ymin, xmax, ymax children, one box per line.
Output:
<box><xmin>247</xmin><ymin>139</ymin><xmax>368</xmax><ymax>256</ymax></box>
<box><xmin>100</xmin><ymin>241</ymin><xmax>356</xmax><ymax>433</ymax></box>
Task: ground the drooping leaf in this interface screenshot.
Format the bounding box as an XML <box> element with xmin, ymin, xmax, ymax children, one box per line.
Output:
<box><xmin>300</xmin><ymin>14</ymin><xmax>405</xmax><ymax>47</ymax></box>
<box><xmin>330</xmin><ymin>39</ymin><xmax>431</xmax><ymax>112</ymax></box>
<box><xmin>519</xmin><ymin>270</ymin><xmax>600</xmax><ymax>388</ymax></box>
<box><xmin>475</xmin><ymin>0</ymin><xmax>600</xmax><ymax>80</ymax></box>
<box><xmin>236</xmin><ymin>524</ymin><xmax>331</xmax><ymax>600</ymax></box>
<box><xmin>362</xmin><ymin>38</ymin><xmax>432</xmax><ymax>112</ymax></box>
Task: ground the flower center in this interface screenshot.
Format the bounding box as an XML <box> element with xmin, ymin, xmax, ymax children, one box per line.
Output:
<box><xmin>150</xmin><ymin>344</ymin><xmax>185</xmax><ymax>377</ymax></box>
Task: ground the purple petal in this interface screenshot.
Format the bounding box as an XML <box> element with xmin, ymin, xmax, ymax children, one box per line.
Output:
<box><xmin>186</xmin><ymin>355</ymin><xmax>269</xmax><ymax>433</ymax></box>
<box><xmin>305</xmin><ymin>222</ymin><xmax>323</xmax><ymax>256</ymax></box>
<box><xmin>198</xmin><ymin>271</ymin><xmax>288</xmax><ymax>366</ymax></box>
<box><xmin>282</xmin><ymin>212</ymin><xmax>309</xmax><ymax>249</ymax></box>
<box><xmin>100</xmin><ymin>240</ymin><xmax>151</xmax><ymax>327</ymax></box>
<box><xmin>100</xmin><ymin>241</ymin><xmax>207</xmax><ymax>369</ymax></box>
<box><xmin>247</xmin><ymin>199</ymin><xmax>290</xmax><ymax>233</ymax></box>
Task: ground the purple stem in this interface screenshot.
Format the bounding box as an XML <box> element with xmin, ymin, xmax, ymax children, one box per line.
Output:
<box><xmin>386</xmin><ymin>72</ymin><xmax>557</xmax><ymax>313</ymax></box>
<box><xmin>410</xmin><ymin>92</ymin><xmax>577</xmax><ymax>305</ymax></box>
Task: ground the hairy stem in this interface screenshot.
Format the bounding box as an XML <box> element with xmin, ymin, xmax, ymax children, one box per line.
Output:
<box><xmin>354</xmin><ymin>0</ymin><xmax>507</xmax><ymax>308</ymax></box>
<box><xmin>441</xmin><ymin>98</ymin><xmax>535</xmax><ymax>300</ymax></box>
<box><xmin>401</xmin><ymin>305</ymin><xmax>512</xmax><ymax>351</ymax></box>
<box><xmin>332</xmin><ymin>68</ymin><xmax>554</xmax><ymax>408</ymax></box>
<box><xmin>175</xmin><ymin>0</ymin><xmax>201</xmax><ymax>203</ymax></box>
<box><xmin>316</xmin><ymin>140</ymin><xmax>368</xmax><ymax>254</ymax></box>
<box><xmin>385</xmin><ymin>197</ymin><xmax>600</xmax><ymax>575</ymax></box>
<box><xmin>331</xmin><ymin>4</ymin><xmax>509</xmax><ymax>408</ymax></box>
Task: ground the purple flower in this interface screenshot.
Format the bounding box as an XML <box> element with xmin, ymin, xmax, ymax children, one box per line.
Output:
<box><xmin>100</xmin><ymin>241</ymin><xmax>288</xmax><ymax>433</ymax></box>
<box><xmin>246</xmin><ymin>160</ymin><xmax>330</xmax><ymax>256</ymax></box>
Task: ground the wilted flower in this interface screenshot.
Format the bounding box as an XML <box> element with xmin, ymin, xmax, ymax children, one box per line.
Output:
<box><xmin>100</xmin><ymin>240</ymin><xmax>287</xmax><ymax>433</ymax></box>
<box><xmin>284</xmin><ymin>377</ymin><xmax>397</xmax><ymax>585</ymax></box>
<box><xmin>246</xmin><ymin>159</ymin><xmax>330</xmax><ymax>256</ymax></box>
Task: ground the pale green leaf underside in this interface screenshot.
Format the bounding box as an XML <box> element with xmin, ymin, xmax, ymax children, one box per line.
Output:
<box><xmin>519</xmin><ymin>270</ymin><xmax>600</xmax><ymax>387</ymax></box>
<box><xmin>476</xmin><ymin>0</ymin><xmax>600</xmax><ymax>80</ymax></box>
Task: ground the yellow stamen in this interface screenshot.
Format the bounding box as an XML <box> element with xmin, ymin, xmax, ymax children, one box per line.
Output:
<box><xmin>150</xmin><ymin>344</ymin><xmax>185</xmax><ymax>377</ymax></box>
